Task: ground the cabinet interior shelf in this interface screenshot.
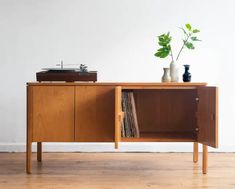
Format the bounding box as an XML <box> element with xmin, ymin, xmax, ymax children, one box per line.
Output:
<box><xmin>121</xmin><ymin>132</ymin><xmax>196</xmax><ymax>142</ymax></box>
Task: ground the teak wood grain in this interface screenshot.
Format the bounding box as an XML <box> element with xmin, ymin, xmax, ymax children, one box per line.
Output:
<box><xmin>203</xmin><ymin>144</ymin><xmax>208</xmax><ymax>174</ymax></box>
<box><xmin>26</xmin><ymin>82</ymin><xmax>217</xmax><ymax>174</ymax></box>
<box><xmin>197</xmin><ymin>87</ymin><xmax>218</xmax><ymax>148</ymax></box>
<box><xmin>32</xmin><ymin>86</ymin><xmax>75</xmax><ymax>142</ymax></box>
<box><xmin>115</xmin><ymin>86</ymin><xmax>122</xmax><ymax>149</ymax></box>
<box><xmin>75</xmin><ymin>86</ymin><xmax>115</xmax><ymax>142</ymax></box>
<box><xmin>193</xmin><ymin>142</ymin><xmax>198</xmax><ymax>163</ymax></box>
<box><xmin>26</xmin><ymin>86</ymin><xmax>33</xmax><ymax>174</ymax></box>
<box><xmin>133</xmin><ymin>89</ymin><xmax>197</xmax><ymax>135</ymax></box>
<box><xmin>121</xmin><ymin>132</ymin><xmax>196</xmax><ymax>142</ymax></box>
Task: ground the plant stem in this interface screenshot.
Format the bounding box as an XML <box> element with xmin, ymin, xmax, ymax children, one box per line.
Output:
<box><xmin>176</xmin><ymin>34</ymin><xmax>191</xmax><ymax>61</ymax></box>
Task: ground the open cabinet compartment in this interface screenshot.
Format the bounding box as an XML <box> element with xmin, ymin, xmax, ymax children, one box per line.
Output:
<box><xmin>121</xmin><ymin>88</ymin><xmax>198</xmax><ymax>142</ymax></box>
<box><xmin>115</xmin><ymin>86</ymin><xmax>218</xmax><ymax>148</ymax></box>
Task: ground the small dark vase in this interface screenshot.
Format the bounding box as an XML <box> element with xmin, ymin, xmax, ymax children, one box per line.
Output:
<box><xmin>183</xmin><ymin>64</ymin><xmax>191</xmax><ymax>82</ymax></box>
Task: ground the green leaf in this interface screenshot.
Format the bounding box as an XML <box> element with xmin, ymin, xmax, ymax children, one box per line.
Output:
<box><xmin>157</xmin><ymin>33</ymin><xmax>171</xmax><ymax>46</ymax></box>
<box><xmin>159</xmin><ymin>50</ymin><xmax>170</xmax><ymax>58</ymax></box>
<box><xmin>158</xmin><ymin>41</ymin><xmax>167</xmax><ymax>46</ymax></box>
<box><xmin>158</xmin><ymin>36</ymin><xmax>164</xmax><ymax>42</ymax></box>
<box><xmin>168</xmin><ymin>45</ymin><xmax>172</xmax><ymax>50</ymax></box>
<box><xmin>191</xmin><ymin>36</ymin><xmax>201</xmax><ymax>41</ymax></box>
<box><xmin>154</xmin><ymin>51</ymin><xmax>170</xmax><ymax>58</ymax></box>
<box><xmin>192</xmin><ymin>29</ymin><xmax>200</xmax><ymax>33</ymax></box>
<box><xmin>154</xmin><ymin>51</ymin><xmax>163</xmax><ymax>57</ymax></box>
<box><xmin>158</xmin><ymin>35</ymin><xmax>164</xmax><ymax>40</ymax></box>
<box><xmin>155</xmin><ymin>32</ymin><xmax>172</xmax><ymax>58</ymax></box>
<box><xmin>157</xmin><ymin>47</ymin><xmax>169</xmax><ymax>53</ymax></box>
<box><xmin>154</xmin><ymin>47</ymin><xmax>170</xmax><ymax>58</ymax></box>
<box><xmin>158</xmin><ymin>34</ymin><xmax>165</xmax><ymax>42</ymax></box>
<box><xmin>185</xmin><ymin>42</ymin><xmax>195</xmax><ymax>49</ymax></box>
<box><xmin>185</xmin><ymin>23</ymin><xmax>192</xmax><ymax>31</ymax></box>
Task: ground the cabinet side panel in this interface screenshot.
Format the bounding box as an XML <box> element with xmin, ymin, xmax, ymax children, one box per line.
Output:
<box><xmin>32</xmin><ymin>86</ymin><xmax>75</xmax><ymax>142</ymax></box>
<box><xmin>27</xmin><ymin>86</ymin><xmax>33</xmax><ymax>142</ymax></box>
<box><xmin>197</xmin><ymin>87</ymin><xmax>218</xmax><ymax>148</ymax></box>
<box><xmin>75</xmin><ymin>86</ymin><xmax>115</xmax><ymax>142</ymax></box>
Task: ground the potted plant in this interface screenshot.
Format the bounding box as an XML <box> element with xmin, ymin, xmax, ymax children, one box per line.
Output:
<box><xmin>154</xmin><ymin>23</ymin><xmax>201</xmax><ymax>82</ymax></box>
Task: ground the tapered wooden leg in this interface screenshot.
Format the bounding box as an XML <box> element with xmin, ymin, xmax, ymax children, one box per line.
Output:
<box><xmin>115</xmin><ymin>142</ymin><xmax>118</xmax><ymax>149</ymax></box>
<box><xmin>27</xmin><ymin>86</ymin><xmax>33</xmax><ymax>174</ymax></box>
<box><xmin>203</xmin><ymin>144</ymin><xmax>208</xmax><ymax>174</ymax></box>
<box><xmin>37</xmin><ymin>142</ymin><xmax>42</xmax><ymax>162</ymax></box>
<box><xmin>193</xmin><ymin>142</ymin><xmax>198</xmax><ymax>163</ymax></box>
<box><xmin>26</xmin><ymin>141</ymin><xmax>32</xmax><ymax>174</ymax></box>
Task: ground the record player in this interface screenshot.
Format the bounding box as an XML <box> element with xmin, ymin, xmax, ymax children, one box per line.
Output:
<box><xmin>36</xmin><ymin>61</ymin><xmax>97</xmax><ymax>82</ymax></box>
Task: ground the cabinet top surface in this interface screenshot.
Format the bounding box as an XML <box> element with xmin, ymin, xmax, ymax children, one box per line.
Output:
<box><xmin>27</xmin><ymin>82</ymin><xmax>207</xmax><ymax>87</ymax></box>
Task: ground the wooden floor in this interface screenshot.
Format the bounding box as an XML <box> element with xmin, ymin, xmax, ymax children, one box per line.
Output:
<box><xmin>0</xmin><ymin>153</ymin><xmax>235</xmax><ymax>189</ymax></box>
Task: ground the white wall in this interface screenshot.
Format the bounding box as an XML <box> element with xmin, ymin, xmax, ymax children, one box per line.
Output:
<box><xmin>0</xmin><ymin>0</ymin><xmax>234</xmax><ymax>152</ymax></box>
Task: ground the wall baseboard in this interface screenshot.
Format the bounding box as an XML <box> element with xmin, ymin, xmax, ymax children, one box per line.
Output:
<box><xmin>0</xmin><ymin>142</ymin><xmax>234</xmax><ymax>152</ymax></box>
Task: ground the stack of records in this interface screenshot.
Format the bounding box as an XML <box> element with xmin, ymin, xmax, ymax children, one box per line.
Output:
<box><xmin>121</xmin><ymin>91</ymin><xmax>140</xmax><ymax>138</ymax></box>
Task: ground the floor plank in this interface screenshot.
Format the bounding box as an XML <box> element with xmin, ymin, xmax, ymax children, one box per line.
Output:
<box><xmin>0</xmin><ymin>153</ymin><xmax>235</xmax><ymax>189</ymax></box>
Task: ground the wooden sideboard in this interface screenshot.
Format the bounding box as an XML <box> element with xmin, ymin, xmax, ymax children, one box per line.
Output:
<box><xmin>26</xmin><ymin>82</ymin><xmax>218</xmax><ymax>174</ymax></box>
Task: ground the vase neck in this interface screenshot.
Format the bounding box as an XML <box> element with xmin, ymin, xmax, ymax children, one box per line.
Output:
<box><xmin>184</xmin><ymin>65</ymin><xmax>190</xmax><ymax>71</ymax></box>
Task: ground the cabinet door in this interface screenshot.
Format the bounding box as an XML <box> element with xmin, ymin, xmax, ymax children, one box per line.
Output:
<box><xmin>197</xmin><ymin>87</ymin><xmax>218</xmax><ymax>148</ymax></box>
<box><xmin>75</xmin><ymin>86</ymin><xmax>115</xmax><ymax>142</ymax></box>
<box><xmin>115</xmin><ymin>86</ymin><xmax>122</xmax><ymax>149</ymax></box>
<box><xmin>32</xmin><ymin>86</ymin><xmax>75</xmax><ymax>142</ymax></box>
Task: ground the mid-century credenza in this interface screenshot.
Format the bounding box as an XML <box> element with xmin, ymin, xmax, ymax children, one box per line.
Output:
<box><xmin>26</xmin><ymin>82</ymin><xmax>218</xmax><ymax>174</ymax></box>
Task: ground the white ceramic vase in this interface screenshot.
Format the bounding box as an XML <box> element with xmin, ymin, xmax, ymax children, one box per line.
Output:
<box><xmin>170</xmin><ymin>61</ymin><xmax>179</xmax><ymax>82</ymax></box>
<box><xmin>161</xmin><ymin>68</ymin><xmax>171</xmax><ymax>83</ymax></box>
